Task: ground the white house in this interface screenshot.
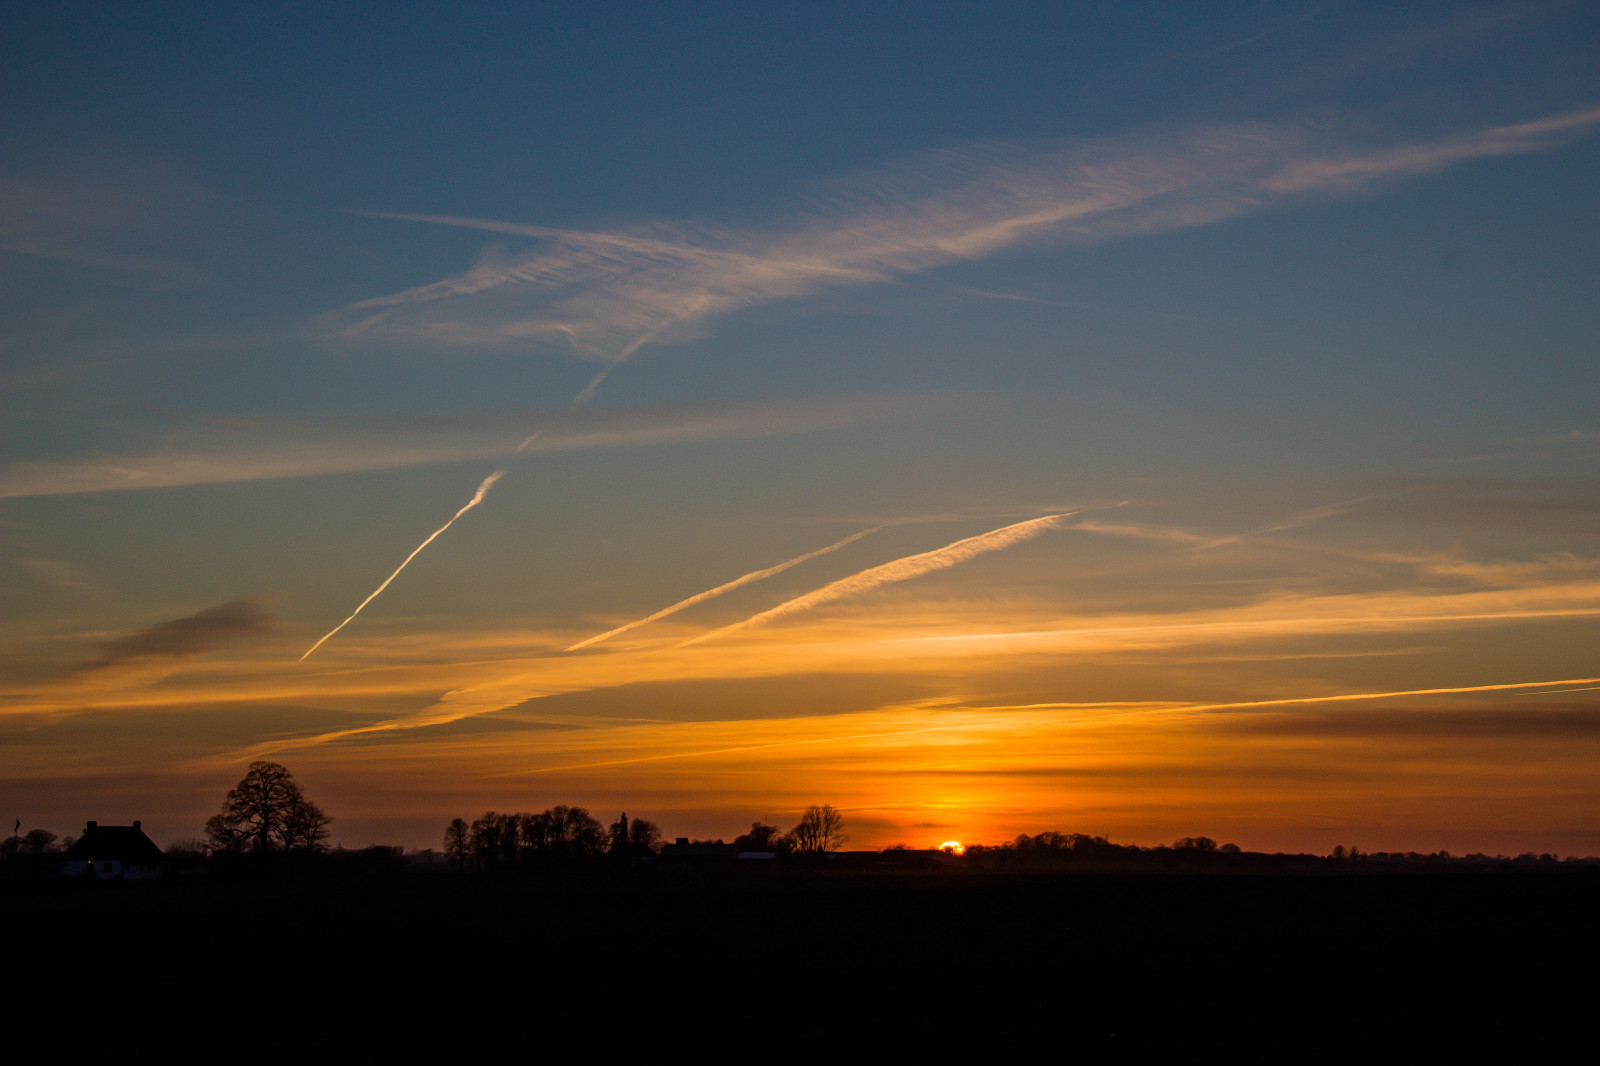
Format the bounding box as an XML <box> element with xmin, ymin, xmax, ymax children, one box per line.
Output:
<box><xmin>60</xmin><ymin>820</ymin><xmax>164</xmax><ymax>880</ymax></box>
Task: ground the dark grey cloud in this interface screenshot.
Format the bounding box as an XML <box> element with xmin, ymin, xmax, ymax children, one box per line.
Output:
<box><xmin>1212</xmin><ymin>701</ymin><xmax>1600</xmax><ymax>741</ymax></box>
<box><xmin>73</xmin><ymin>598</ymin><xmax>277</xmax><ymax>675</ymax></box>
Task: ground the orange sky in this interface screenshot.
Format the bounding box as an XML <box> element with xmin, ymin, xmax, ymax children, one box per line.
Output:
<box><xmin>4</xmin><ymin>6</ymin><xmax>1597</xmax><ymax>857</ymax></box>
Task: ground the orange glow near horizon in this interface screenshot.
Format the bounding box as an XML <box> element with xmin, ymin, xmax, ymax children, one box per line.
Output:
<box><xmin>4</xmin><ymin>524</ymin><xmax>1597</xmax><ymax>857</ymax></box>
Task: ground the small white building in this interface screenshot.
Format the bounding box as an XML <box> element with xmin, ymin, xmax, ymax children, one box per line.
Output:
<box><xmin>60</xmin><ymin>820</ymin><xmax>164</xmax><ymax>880</ymax></box>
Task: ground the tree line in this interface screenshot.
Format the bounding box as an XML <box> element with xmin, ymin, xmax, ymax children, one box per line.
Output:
<box><xmin>7</xmin><ymin>761</ymin><xmax>1591</xmax><ymax>873</ymax></box>
<box><xmin>441</xmin><ymin>804</ymin><xmax>849</xmax><ymax>869</ymax></box>
<box><xmin>442</xmin><ymin>807</ymin><xmax>661</xmax><ymax>869</ymax></box>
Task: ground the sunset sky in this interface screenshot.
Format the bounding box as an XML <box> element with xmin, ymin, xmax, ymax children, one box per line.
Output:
<box><xmin>3</xmin><ymin>2</ymin><xmax>1596</xmax><ymax>855</ymax></box>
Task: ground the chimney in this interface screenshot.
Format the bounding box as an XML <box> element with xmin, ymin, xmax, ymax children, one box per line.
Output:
<box><xmin>86</xmin><ymin>820</ymin><xmax>97</xmax><ymax>831</ymax></box>
<box><xmin>133</xmin><ymin>820</ymin><xmax>141</xmax><ymax>831</ymax></box>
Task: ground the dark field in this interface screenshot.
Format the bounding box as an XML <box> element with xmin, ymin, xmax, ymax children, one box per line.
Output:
<box><xmin>17</xmin><ymin>867</ymin><xmax>1594</xmax><ymax>1059</ymax></box>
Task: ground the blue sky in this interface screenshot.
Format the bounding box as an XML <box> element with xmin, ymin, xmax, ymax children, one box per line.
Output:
<box><xmin>2</xmin><ymin>2</ymin><xmax>1596</xmax><ymax>853</ymax></box>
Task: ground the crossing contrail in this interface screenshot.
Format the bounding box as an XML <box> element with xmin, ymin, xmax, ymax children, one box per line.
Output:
<box><xmin>566</xmin><ymin>525</ymin><xmax>883</xmax><ymax>651</ymax></box>
<box><xmin>679</xmin><ymin>512</ymin><xmax>1072</xmax><ymax>647</ymax></box>
<box><xmin>302</xmin><ymin>293</ymin><xmax>705</xmax><ymax>658</ymax></box>
<box><xmin>300</xmin><ymin>469</ymin><xmax>504</xmax><ymax>661</ymax></box>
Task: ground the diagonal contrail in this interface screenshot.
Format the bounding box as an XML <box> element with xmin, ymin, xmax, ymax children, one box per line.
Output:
<box><xmin>679</xmin><ymin>512</ymin><xmax>1072</xmax><ymax>647</ymax></box>
<box><xmin>302</xmin><ymin>293</ymin><xmax>708</xmax><ymax>659</ymax></box>
<box><xmin>300</xmin><ymin>469</ymin><xmax>504</xmax><ymax>661</ymax></box>
<box><xmin>567</xmin><ymin>525</ymin><xmax>883</xmax><ymax>651</ymax></box>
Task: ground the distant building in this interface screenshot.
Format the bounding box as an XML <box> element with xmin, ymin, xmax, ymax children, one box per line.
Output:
<box><xmin>60</xmin><ymin>820</ymin><xmax>164</xmax><ymax>880</ymax></box>
<box><xmin>658</xmin><ymin>838</ymin><xmax>740</xmax><ymax>864</ymax></box>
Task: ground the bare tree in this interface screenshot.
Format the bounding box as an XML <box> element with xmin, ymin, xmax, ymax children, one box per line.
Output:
<box><xmin>469</xmin><ymin>811</ymin><xmax>515</xmax><ymax>867</ymax></box>
<box><xmin>207</xmin><ymin>761</ymin><xmax>330</xmax><ymax>854</ymax></box>
<box><xmin>283</xmin><ymin>793</ymin><xmax>331</xmax><ymax>853</ymax></box>
<box><xmin>443</xmin><ymin>818</ymin><xmax>470</xmax><ymax>869</ymax></box>
<box><xmin>548</xmin><ymin>805</ymin><xmax>605</xmax><ymax>857</ymax></box>
<box><xmin>790</xmin><ymin>805</ymin><xmax>847</xmax><ymax>854</ymax></box>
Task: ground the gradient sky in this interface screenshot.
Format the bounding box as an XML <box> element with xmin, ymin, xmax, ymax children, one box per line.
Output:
<box><xmin>3</xmin><ymin>2</ymin><xmax>1596</xmax><ymax>854</ymax></box>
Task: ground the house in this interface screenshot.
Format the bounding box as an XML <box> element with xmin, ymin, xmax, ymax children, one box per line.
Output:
<box><xmin>60</xmin><ymin>820</ymin><xmax>164</xmax><ymax>880</ymax></box>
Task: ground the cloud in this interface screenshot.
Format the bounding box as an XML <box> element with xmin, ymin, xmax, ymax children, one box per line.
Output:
<box><xmin>1066</xmin><ymin>518</ymin><xmax>1229</xmax><ymax>548</ymax></box>
<box><xmin>15</xmin><ymin>558</ymin><xmax>92</xmax><ymax>591</ymax></box>
<box><xmin>1339</xmin><ymin>478</ymin><xmax>1600</xmax><ymax>533</ymax></box>
<box><xmin>567</xmin><ymin>525</ymin><xmax>883</xmax><ymax>651</ymax></box>
<box><xmin>71</xmin><ymin>598</ymin><xmax>277</xmax><ymax>675</ymax></box>
<box><xmin>0</xmin><ymin>161</ymin><xmax>210</xmax><ymax>281</ymax></box>
<box><xmin>679</xmin><ymin>513</ymin><xmax>1071</xmax><ymax>646</ymax></box>
<box><xmin>1258</xmin><ymin>106</ymin><xmax>1600</xmax><ymax>194</ymax></box>
<box><xmin>0</xmin><ymin>393</ymin><xmax>946</xmax><ymax>499</ymax></box>
<box><xmin>1213</xmin><ymin>700</ymin><xmax>1600</xmax><ymax>742</ymax></box>
<box><xmin>330</xmin><ymin>106</ymin><xmax>1600</xmax><ymax>360</ymax></box>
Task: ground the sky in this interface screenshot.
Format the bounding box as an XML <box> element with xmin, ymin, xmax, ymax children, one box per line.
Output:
<box><xmin>2</xmin><ymin>1</ymin><xmax>1596</xmax><ymax>855</ymax></box>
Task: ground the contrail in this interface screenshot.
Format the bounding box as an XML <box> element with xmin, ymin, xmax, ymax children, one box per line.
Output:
<box><xmin>303</xmin><ymin>290</ymin><xmax>705</xmax><ymax>659</ymax></box>
<box><xmin>679</xmin><ymin>512</ymin><xmax>1072</xmax><ymax>647</ymax></box>
<box><xmin>300</xmin><ymin>469</ymin><xmax>504</xmax><ymax>661</ymax></box>
<box><xmin>567</xmin><ymin>525</ymin><xmax>883</xmax><ymax>651</ymax></box>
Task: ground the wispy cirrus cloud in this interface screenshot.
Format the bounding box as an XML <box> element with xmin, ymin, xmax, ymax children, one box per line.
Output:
<box><xmin>0</xmin><ymin>392</ymin><xmax>945</xmax><ymax>499</ymax></box>
<box><xmin>0</xmin><ymin>162</ymin><xmax>211</xmax><ymax>282</ymax></box>
<box><xmin>330</xmin><ymin>106</ymin><xmax>1600</xmax><ymax>360</ymax></box>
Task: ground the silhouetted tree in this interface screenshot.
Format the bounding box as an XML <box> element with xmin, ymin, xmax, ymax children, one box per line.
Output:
<box><xmin>733</xmin><ymin>822</ymin><xmax>786</xmax><ymax>852</ymax></box>
<box><xmin>22</xmin><ymin>828</ymin><xmax>58</xmax><ymax>854</ymax></box>
<box><xmin>609</xmin><ymin>812</ymin><xmax>631</xmax><ymax>853</ymax></box>
<box><xmin>444</xmin><ymin>818</ymin><xmax>470</xmax><ymax>869</ymax></box>
<box><xmin>207</xmin><ymin>761</ymin><xmax>330</xmax><ymax>854</ymax></box>
<box><xmin>283</xmin><ymin>794</ymin><xmax>331</xmax><ymax>853</ymax></box>
<box><xmin>791</xmin><ymin>805</ymin><xmax>847</xmax><ymax>853</ymax></box>
<box><xmin>469</xmin><ymin>812</ymin><xmax>516</xmax><ymax>868</ymax></box>
<box><xmin>519</xmin><ymin>810</ymin><xmax>553</xmax><ymax>855</ymax></box>
<box><xmin>547</xmin><ymin>805</ymin><xmax>606</xmax><ymax>857</ymax></box>
<box><xmin>627</xmin><ymin>817</ymin><xmax>661</xmax><ymax>852</ymax></box>
<box><xmin>1174</xmin><ymin>836</ymin><xmax>1218</xmax><ymax>853</ymax></box>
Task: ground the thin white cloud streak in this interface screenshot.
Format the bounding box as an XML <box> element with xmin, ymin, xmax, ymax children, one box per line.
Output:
<box><xmin>1258</xmin><ymin>106</ymin><xmax>1600</xmax><ymax>194</ymax></box>
<box><xmin>300</xmin><ymin>470</ymin><xmax>503</xmax><ymax>661</ymax></box>
<box><xmin>1065</xmin><ymin>518</ymin><xmax>1229</xmax><ymax>548</ymax></box>
<box><xmin>0</xmin><ymin>394</ymin><xmax>940</xmax><ymax>499</ymax></box>
<box><xmin>1008</xmin><ymin>677</ymin><xmax>1600</xmax><ymax>716</ymax></box>
<box><xmin>567</xmin><ymin>526</ymin><xmax>884</xmax><ymax>651</ymax></box>
<box><xmin>336</xmin><ymin>107</ymin><xmax>1600</xmax><ymax>359</ymax></box>
<box><xmin>679</xmin><ymin>513</ymin><xmax>1072</xmax><ymax>647</ymax></box>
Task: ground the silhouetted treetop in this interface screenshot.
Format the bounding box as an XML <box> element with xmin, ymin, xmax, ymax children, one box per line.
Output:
<box><xmin>207</xmin><ymin>761</ymin><xmax>330</xmax><ymax>855</ymax></box>
<box><xmin>791</xmin><ymin>805</ymin><xmax>847</xmax><ymax>853</ymax></box>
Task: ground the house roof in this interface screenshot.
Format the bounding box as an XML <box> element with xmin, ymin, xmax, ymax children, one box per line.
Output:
<box><xmin>62</xmin><ymin>821</ymin><xmax>164</xmax><ymax>864</ymax></box>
